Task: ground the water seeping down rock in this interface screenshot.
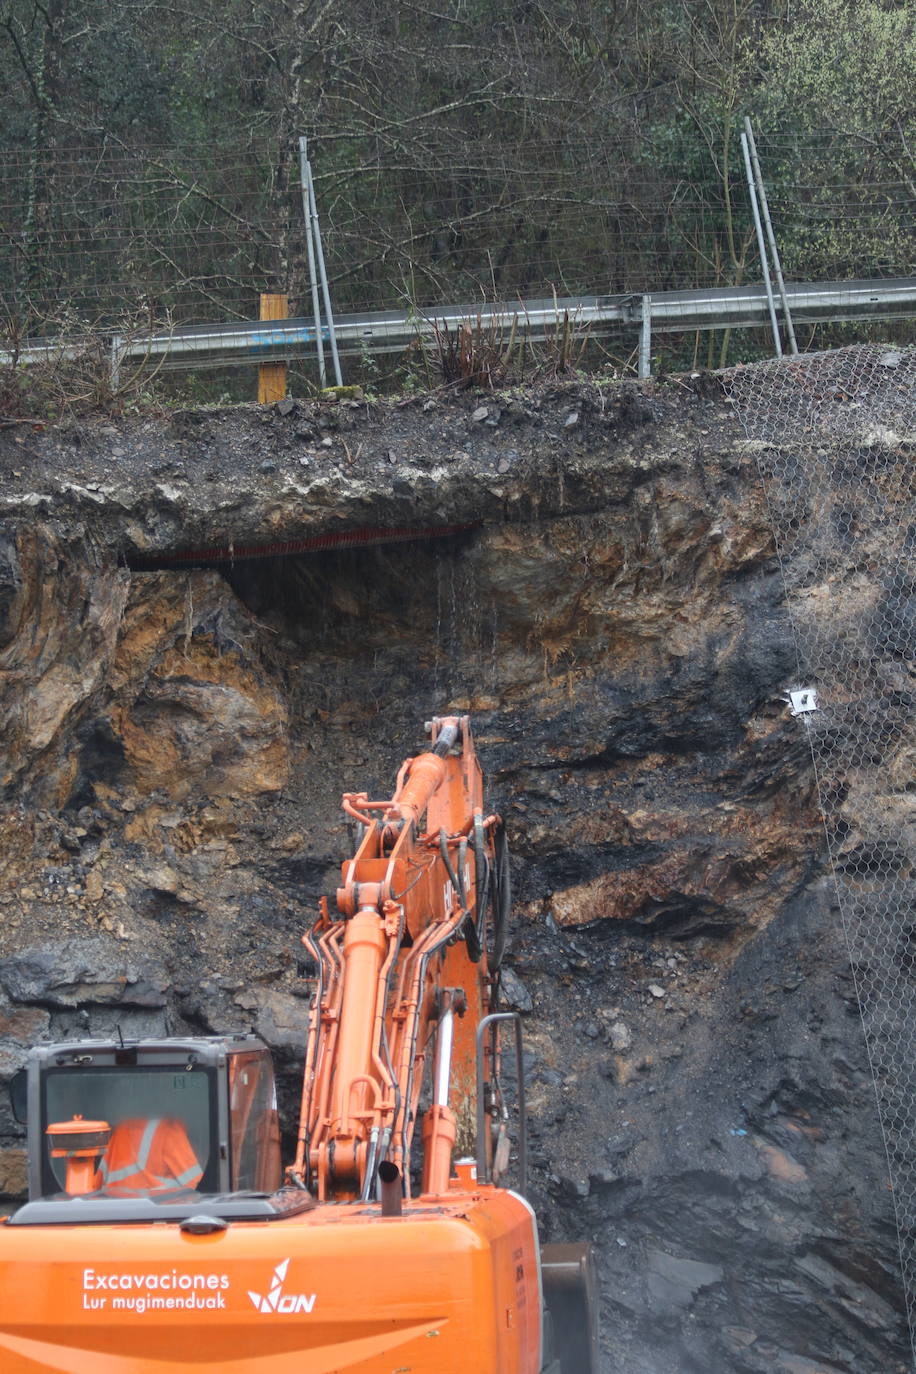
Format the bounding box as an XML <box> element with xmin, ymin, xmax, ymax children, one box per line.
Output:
<box><xmin>0</xmin><ymin>381</ymin><xmax>909</xmax><ymax>1372</ymax></box>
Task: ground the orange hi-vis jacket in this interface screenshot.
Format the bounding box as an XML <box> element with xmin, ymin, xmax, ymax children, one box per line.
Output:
<box><xmin>97</xmin><ymin>1118</ymin><xmax>203</xmax><ymax>1193</ymax></box>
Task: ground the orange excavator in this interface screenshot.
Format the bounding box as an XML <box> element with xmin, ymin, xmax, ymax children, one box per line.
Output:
<box><xmin>0</xmin><ymin>716</ymin><xmax>597</xmax><ymax>1373</ymax></box>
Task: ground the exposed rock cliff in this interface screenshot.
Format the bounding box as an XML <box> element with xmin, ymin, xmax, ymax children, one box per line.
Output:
<box><xmin>0</xmin><ymin>380</ymin><xmax>908</xmax><ymax>1372</ymax></box>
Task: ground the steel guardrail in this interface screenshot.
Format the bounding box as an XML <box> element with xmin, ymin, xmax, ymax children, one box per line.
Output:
<box><xmin>2</xmin><ymin>277</ymin><xmax>914</xmax><ymax>376</ymax></box>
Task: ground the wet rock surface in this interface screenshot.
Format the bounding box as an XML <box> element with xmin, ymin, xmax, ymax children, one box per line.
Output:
<box><xmin>0</xmin><ymin>379</ymin><xmax>909</xmax><ymax>1371</ymax></box>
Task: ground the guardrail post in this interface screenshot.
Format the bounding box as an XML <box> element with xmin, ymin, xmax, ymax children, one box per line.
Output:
<box><xmin>638</xmin><ymin>295</ymin><xmax>652</xmax><ymax>378</ymax></box>
<box><xmin>109</xmin><ymin>334</ymin><xmax>123</xmax><ymax>392</ymax></box>
<box><xmin>258</xmin><ymin>293</ymin><xmax>288</xmax><ymax>402</ymax></box>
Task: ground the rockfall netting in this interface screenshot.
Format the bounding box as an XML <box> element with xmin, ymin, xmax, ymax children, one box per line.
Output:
<box><xmin>724</xmin><ymin>344</ymin><xmax>916</xmax><ymax>1363</ymax></box>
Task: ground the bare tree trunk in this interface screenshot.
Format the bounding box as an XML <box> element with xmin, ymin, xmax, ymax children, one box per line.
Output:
<box><xmin>10</xmin><ymin>1</ymin><xmax>65</xmax><ymax>321</ymax></box>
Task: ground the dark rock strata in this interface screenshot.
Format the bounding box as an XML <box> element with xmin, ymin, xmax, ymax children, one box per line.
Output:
<box><xmin>0</xmin><ymin>380</ymin><xmax>908</xmax><ymax>1371</ymax></box>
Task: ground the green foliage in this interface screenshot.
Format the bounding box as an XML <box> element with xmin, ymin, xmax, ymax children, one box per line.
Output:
<box><xmin>757</xmin><ymin>0</ymin><xmax>916</xmax><ymax>139</ymax></box>
<box><xmin>750</xmin><ymin>0</ymin><xmax>916</xmax><ymax>280</ymax></box>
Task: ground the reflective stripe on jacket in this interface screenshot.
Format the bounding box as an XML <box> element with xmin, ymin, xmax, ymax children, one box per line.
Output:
<box><xmin>97</xmin><ymin>1117</ymin><xmax>203</xmax><ymax>1192</ymax></box>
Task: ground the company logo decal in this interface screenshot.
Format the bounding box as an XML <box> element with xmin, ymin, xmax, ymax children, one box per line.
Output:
<box><xmin>248</xmin><ymin>1259</ymin><xmax>317</xmax><ymax>1315</ymax></box>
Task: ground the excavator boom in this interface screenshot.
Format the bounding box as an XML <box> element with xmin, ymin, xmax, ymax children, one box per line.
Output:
<box><xmin>295</xmin><ymin>715</ymin><xmax>502</xmax><ymax>1201</ymax></box>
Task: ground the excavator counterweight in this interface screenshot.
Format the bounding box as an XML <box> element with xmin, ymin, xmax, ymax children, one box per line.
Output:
<box><xmin>0</xmin><ymin>717</ymin><xmax>596</xmax><ymax>1373</ymax></box>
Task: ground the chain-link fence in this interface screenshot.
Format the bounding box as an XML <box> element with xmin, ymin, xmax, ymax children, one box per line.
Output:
<box><xmin>724</xmin><ymin>344</ymin><xmax>916</xmax><ymax>1364</ymax></box>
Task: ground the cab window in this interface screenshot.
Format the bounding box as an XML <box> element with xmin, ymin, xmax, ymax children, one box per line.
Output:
<box><xmin>42</xmin><ymin>1066</ymin><xmax>216</xmax><ymax>1197</ymax></box>
<box><xmin>229</xmin><ymin>1052</ymin><xmax>281</xmax><ymax>1192</ymax></box>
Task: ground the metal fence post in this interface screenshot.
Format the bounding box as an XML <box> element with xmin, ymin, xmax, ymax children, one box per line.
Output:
<box><xmin>299</xmin><ymin>136</ymin><xmax>327</xmax><ymax>389</ymax></box>
<box><xmin>303</xmin><ymin>140</ymin><xmax>343</xmax><ymax>387</ymax></box>
<box><xmin>741</xmin><ymin>129</ymin><xmax>782</xmax><ymax>359</ymax></box>
<box><xmin>744</xmin><ymin>117</ymin><xmax>799</xmax><ymax>355</ymax></box>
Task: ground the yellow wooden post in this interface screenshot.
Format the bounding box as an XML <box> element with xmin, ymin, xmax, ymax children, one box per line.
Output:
<box><xmin>258</xmin><ymin>293</ymin><xmax>288</xmax><ymax>403</ymax></box>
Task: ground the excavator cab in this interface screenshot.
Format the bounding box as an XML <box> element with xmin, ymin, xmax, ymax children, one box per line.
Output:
<box><xmin>12</xmin><ymin>1034</ymin><xmax>282</xmax><ymax>1212</ymax></box>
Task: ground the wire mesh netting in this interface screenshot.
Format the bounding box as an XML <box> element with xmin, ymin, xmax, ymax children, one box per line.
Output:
<box><xmin>0</xmin><ymin>141</ymin><xmax>285</xmax><ymax>328</ymax></box>
<box><xmin>724</xmin><ymin>344</ymin><xmax>916</xmax><ymax>1361</ymax></box>
<box><xmin>1</xmin><ymin>130</ymin><xmax>913</xmax><ymax>333</ymax></box>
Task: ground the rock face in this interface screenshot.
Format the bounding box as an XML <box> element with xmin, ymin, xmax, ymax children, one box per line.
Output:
<box><xmin>109</xmin><ymin>572</ymin><xmax>289</xmax><ymax>799</ymax></box>
<box><xmin>0</xmin><ymin>381</ymin><xmax>908</xmax><ymax>1371</ymax></box>
<box><xmin>0</xmin><ymin>527</ymin><xmax>130</xmax><ymax>805</ymax></box>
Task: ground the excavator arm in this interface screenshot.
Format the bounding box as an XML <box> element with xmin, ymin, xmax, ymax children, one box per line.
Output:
<box><xmin>292</xmin><ymin>715</ymin><xmax>508</xmax><ymax>1202</ymax></box>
